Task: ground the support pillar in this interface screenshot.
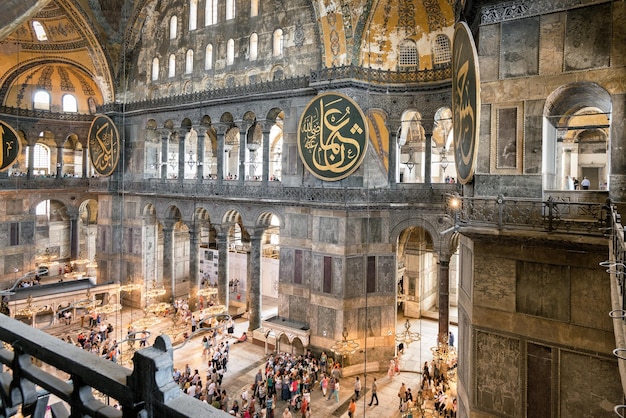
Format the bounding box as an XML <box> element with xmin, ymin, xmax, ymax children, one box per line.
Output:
<box><xmin>215</xmin><ymin>125</ymin><xmax>226</xmax><ymax>185</ymax></box>
<box><xmin>162</xmin><ymin>223</ymin><xmax>175</xmax><ymax>303</ymax></box>
<box><xmin>389</xmin><ymin>124</ymin><xmax>398</xmax><ymax>187</ymax></box>
<box><xmin>55</xmin><ymin>144</ymin><xmax>63</xmax><ymax>179</ymax></box>
<box><xmin>247</xmin><ymin>231</ymin><xmax>262</xmax><ymax>333</ymax></box>
<box><xmin>425</xmin><ymin>132</ymin><xmax>432</xmax><ymax>185</ymax></box>
<box><xmin>177</xmin><ymin>130</ymin><xmax>186</xmax><ymax>182</ymax></box>
<box><xmin>196</xmin><ymin>127</ymin><xmax>206</xmax><ymax>181</ymax></box>
<box><xmin>262</xmin><ymin>122</ymin><xmax>271</xmax><ymax>184</ymax></box>
<box><xmin>27</xmin><ymin>141</ymin><xmax>34</xmax><ymax>180</ymax></box>
<box><xmin>216</xmin><ymin>231</ymin><xmax>230</xmax><ymax>307</ymax></box>
<box><xmin>188</xmin><ymin>223</ymin><xmax>200</xmax><ymax>311</ymax></box>
<box><xmin>238</xmin><ymin>123</ymin><xmax>248</xmax><ymax>184</ymax></box>
<box><xmin>69</xmin><ymin>215</ymin><xmax>79</xmax><ymax>260</ymax></box>
<box><xmin>159</xmin><ymin>129</ymin><xmax>171</xmax><ymax>180</ymax></box>
<box><xmin>438</xmin><ymin>257</ymin><xmax>450</xmax><ymax>343</ymax></box>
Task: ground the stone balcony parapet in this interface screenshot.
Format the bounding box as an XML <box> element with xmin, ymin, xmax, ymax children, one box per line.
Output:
<box><xmin>0</xmin><ymin>314</ymin><xmax>229</xmax><ymax>417</ymax></box>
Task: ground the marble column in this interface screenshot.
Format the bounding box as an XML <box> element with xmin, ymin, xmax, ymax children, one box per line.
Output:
<box><xmin>82</xmin><ymin>147</ymin><xmax>88</xmax><ymax>178</ymax></box>
<box><xmin>196</xmin><ymin>127</ymin><xmax>206</xmax><ymax>181</ymax></box>
<box><xmin>247</xmin><ymin>232</ymin><xmax>262</xmax><ymax>333</ymax></box>
<box><xmin>55</xmin><ymin>144</ymin><xmax>63</xmax><ymax>178</ymax></box>
<box><xmin>425</xmin><ymin>132</ymin><xmax>432</xmax><ymax>185</ymax></box>
<box><xmin>27</xmin><ymin>141</ymin><xmax>34</xmax><ymax>180</ymax></box>
<box><xmin>238</xmin><ymin>123</ymin><xmax>248</xmax><ymax>184</ymax></box>
<box><xmin>188</xmin><ymin>222</ymin><xmax>200</xmax><ymax>311</ymax></box>
<box><xmin>262</xmin><ymin>123</ymin><xmax>271</xmax><ymax>184</ymax></box>
<box><xmin>69</xmin><ymin>215</ymin><xmax>79</xmax><ymax>260</ymax></box>
<box><xmin>216</xmin><ymin>230</ymin><xmax>230</xmax><ymax>307</ymax></box>
<box><xmin>159</xmin><ymin>129</ymin><xmax>171</xmax><ymax>180</ymax></box>
<box><xmin>162</xmin><ymin>223</ymin><xmax>175</xmax><ymax>303</ymax></box>
<box><xmin>177</xmin><ymin>130</ymin><xmax>186</xmax><ymax>182</ymax></box>
<box><xmin>389</xmin><ymin>123</ymin><xmax>398</xmax><ymax>186</ymax></box>
<box><xmin>215</xmin><ymin>126</ymin><xmax>225</xmax><ymax>185</ymax></box>
<box><xmin>438</xmin><ymin>256</ymin><xmax>450</xmax><ymax>343</ymax></box>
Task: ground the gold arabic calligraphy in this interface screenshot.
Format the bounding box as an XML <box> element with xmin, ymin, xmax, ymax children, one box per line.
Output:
<box><xmin>300</xmin><ymin>97</ymin><xmax>364</xmax><ymax>177</ymax></box>
<box><xmin>90</xmin><ymin>119</ymin><xmax>118</xmax><ymax>174</ymax></box>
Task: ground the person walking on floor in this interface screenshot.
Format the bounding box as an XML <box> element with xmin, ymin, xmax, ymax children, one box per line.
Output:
<box><xmin>368</xmin><ymin>377</ymin><xmax>379</xmax><ymax>406</ymax></box>
<box><xmin>348</xmin><ymin>397</ymin><xmax>356</xmax><ymax>418</ymax></box>
<box><xmin>354</xmin><ymin>376</ymin><xmax>361</xmax><ymax>399</ymax></box>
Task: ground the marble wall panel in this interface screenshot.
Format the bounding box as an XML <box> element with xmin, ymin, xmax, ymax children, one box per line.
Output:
<box><xmin>458</xmin><ymin>307</ymin><xmax>470</xmax><ymax>391</ymax></box>
<box><xmin>516</xmin><ymin>260</ymin><xmax>570</xmax><ymax>321</ymax></box>
<box><xmin>332</xmin><ymin>257</ymin><xmax>344</xmax><ymax>296</ymax></box>
<box><xmin>377</xmin><ymin>255</ymin><xmax>395</xmax><ymax>293</ymax></box>
<box><xmin>358</xmin><ymin>305</ymin><xmax>380</xmax><ymax>338</ymax></box>
<box><xmin>311</xmin><ymin>253</ymin><xmax>322</xmax><ymax>292</ymax></box>
<box><xmin>0</xmin><ymin>224</ymin><xmax>8</xmax><ymax>247</ymax></box>
<box><xmin>6</xmin><ymin>199</ymin><xmax>22</xmax><ymax>215</ymax></box>
<box><xmin>479</xmin><ymin>24</ymin><xmax>500</xmax><ymax>82</ymax></box>
<box><xmin>290</xmin><ymin>214</ymin><xmax>309</xmax><ymax>239</ymax></box>
<box><xmin>475</xmin><ymin>330</ymin><xmax>521</xmax><ymax>416</ymax></box>
<box><xmin>4</xmin><ymin>253</ymin><xmax>23</xmax><ymax>274</ymax></box>
<box><xmin>361</xmin><ymin>217</ymin><xmax>381</xmax><ymax>244</ymax></box>
<box><xmin>459</xmin><ymin>239</ymin><xmax>473</xmax><ymax>299</ymax></box>
<box><xmin>560</xmin><ymin>350</ymin><xmax>621</xmax><ymax>417</ymax></box>
<box><xmin>500</xmin><ymin>17</ymin><xmax>539</xmax><ymax>78</ymax></box>
<box><xmin>289</xmin><ymin>295</ymin><xmax>308</xmax><ymax>323</ymax></box>
<box><xmin>345</xmin><ymin>256</ymin><xmax>364</xmax><ymax>298</ymax></box>
<box><xmin>477</xmin><ymin>104</ymin><xmax>491</xmax><ymax>174</ymax></box>
<box><xmin>539</xmin><ymin>13</ymin><xmax>564</xmax><ymax>75</ymax></box>
<box><xmin>319</xmin><ymin>217</ymin><xmax>339</xmax><ymax>244</ymax></box>
<box><xmin>564</xmin><ymin>3</ymin><xmax>611</xmax><ymax>71</ymax></box>
<box><xmin>280</xmin><ymin>248</ymin><xmax>294</xmax><ymax>283</ymax></box>
<box><xmin>570</xmin><ymin>267</ymin><xmax>612</xmax><ymax>331</ymax></box>
<box><xmin>20</xmin><ymin>221</ymin><xmax>34</xmax><ymax>245</ymax></box>
<box><xmin>474</xmin><ymin>255</ymin><xmax>515</xmax><ymax>312</ymax></box>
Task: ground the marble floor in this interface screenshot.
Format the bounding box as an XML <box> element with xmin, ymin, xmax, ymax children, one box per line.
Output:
<box><xmin>40</xmin><ymin>296</ymin><xmax>459</xmax><ymax>417</ymax></box>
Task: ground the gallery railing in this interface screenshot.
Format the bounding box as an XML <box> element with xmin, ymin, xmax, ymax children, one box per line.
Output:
<box><xmin>451</xmin><ymin>194</ymin><xmax>610</xmax><ymax>236</ymax></box>
<box><xmin>0</xmin><ymin>314</ymin><xmax>228</xmax><ymax>417</ymax></box>
<box><xmin>603</xmin><ymin>204</ymin><xmax>626</xmax><ymax>416</ymax></box>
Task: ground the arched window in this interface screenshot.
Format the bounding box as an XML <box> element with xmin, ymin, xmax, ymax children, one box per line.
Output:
<box><xmin>33</xmin><ymin>90</ymin><xmax>50</xmax><ymax>110</ymax></box>
<box><xmin>169</xmin><ymin>16</ymin><xmax>178</xmax><ymax>40</ymax></box>
<box><xmin>227</xmin><ymin>39</ymin><xmax>235</xmax><ymax>65</ymax></box>
<box><xmin>168</xmin><ymin>54</ymin><xmax>176</xmax><ymax>77</ymax></box>
<box><xmin>249</xmin><ymin>33</ymin><xmax>258</xmax><ymax>61</ymax></box>
<box><xmin>205</xmin><ymin>0</ymin><xmax>218</xmax><ymax>25</ymax></box>
<box><xmin>251</xmin><ymin>0</ymin><xmax>259</xmax><ymax>17</ymax></box>
<box><xmin>62</xmin><ymin>94</ymin><xmax>78</xmax><ymax>113</ymax></box>
<box><xmin>185</xmin><ymin>49</ymin><xmax>194</xmax><ymax>74</ymax></box>
<box><xmin>399</xmin><ymin>39</ymin><xmax>418</xmax><ymax>71</ymax></box>
<box><xmin>433</xmin><ymin>34</ymin><xmax>451</xmax><ymax>66</ymax></box>
<box><xmin>205</xmin><ymin>44</ymin><xmax>213</xmax><ymax>70</ymax></box>
<box><xmin>273</xmin><ymin>29</ymin><xmax>284</xmax><ymax>57</ymax></box>
<box><xmin>26</xmin><ymin>142</ymin><xmax>51</xmax><ymax>175</ymax></box>
<box><xmin>152</xmin><ymin>57</ymin><xmax>160</xmax><ymax>81</ymax></box>
<box><xmin>226</xmin><ymin>0</ymin><xmax>236</xmax><ymax>20</ymax></box>
<box><xmin>32</xmin><ymin>21</ymin><xmax>48</xmax><ymax>41</ymax></box>
<box><xmin>189</xmin><ymin>0</ymin><xmax>198</xmax><ymax>30</ymax></box>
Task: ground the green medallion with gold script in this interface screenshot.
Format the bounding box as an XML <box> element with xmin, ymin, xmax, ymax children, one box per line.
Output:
<box><xmin>88</xmin><ymin>114</ymin><xmax>120</xmax><ymax>177</ymax></box>
<box><xmin>298</xmin><ymin>93</ymin><xmax>368</xmax><ymax>181</ymax></box>
<box><xmin>0</xmin><ymin>120</ymin><xmax>21</xmax><ymax>172</ymax></box>
<box><xmin>452</xmin><ymin>21</ymin><xmax>480</xmax><ymax>185</ymax></box>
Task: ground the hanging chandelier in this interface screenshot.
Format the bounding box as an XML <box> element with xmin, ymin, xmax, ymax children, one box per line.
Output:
<box><xmin>330</xmin><ymin>327</ymin><xmax>360</xmax><ymax>357</ymax></box>
<box><xmin>395</xmin><ymin>318</ymin><xmax>421</xmax><ymax>348</ymax></box>
<box><xmin>15</xmin><ymin>295</ymin><xmax>46</xmax><ymax>318</ymax></box>
<box><xmin>197</xmin><ymin>287</ymin><xmax>218</xmax><ymax>298</ymax></box>
<box><xmin>145</xmin><ymin>281</ymin><xmax>166</xmax><ymax>299</ymax></box>
<box><xmin>430</xmin><ymin>335</ymin><xmax>457</xmax><ymax>363</ymax></box>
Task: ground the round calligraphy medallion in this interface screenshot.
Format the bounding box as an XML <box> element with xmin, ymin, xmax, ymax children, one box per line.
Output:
<box><xmin>452</xmin><ymin>21</ymin><xmax>480</xmax><ymax>185</ymax></box>
<box><xmin>297</xmin><ymin>92</ymin><xmax>368</xmax><ymax>181</ymax></box>
<box><xmin>88</xmin><ymin>114</ymin><xmax>120</xmax><ymax>177</ymax></box>
<box><xmin>0</xmin><ymin>120</ymin><xmax>22</xmax><ymax>172</ymax></box>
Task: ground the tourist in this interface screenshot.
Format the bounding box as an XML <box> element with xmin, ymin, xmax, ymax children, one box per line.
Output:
<box><xmin>368</xmin><ymin>377</ymin><xmax>379</xmax><ymax>406</ymax></box>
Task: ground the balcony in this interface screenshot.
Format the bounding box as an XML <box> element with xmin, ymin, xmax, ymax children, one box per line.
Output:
<box><xmin>0</xmin><ymin>314</ymin><xmax>228</xmax><ymax>417</ymax></box>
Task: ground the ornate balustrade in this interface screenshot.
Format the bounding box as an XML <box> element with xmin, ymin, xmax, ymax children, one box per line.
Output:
<box><xmin>0</xmin><ymin>315</ymin><xmax>228</xmax><ymax>417</ymax></box>
<box><xmin>452</xmin><ymin>194</ymin><xmax>610</xmax><ymax>236</ymax></box>
<box><xmin>603</xmin><ymin>204</ymin><xmax>626</xmax><ymax>415</ymax></box>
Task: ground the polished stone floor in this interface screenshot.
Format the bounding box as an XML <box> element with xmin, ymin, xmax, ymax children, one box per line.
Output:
<box><xmin>40</xmin><ymin>296</ymin><xmax>458</xmax><ymax>417</ymax></box>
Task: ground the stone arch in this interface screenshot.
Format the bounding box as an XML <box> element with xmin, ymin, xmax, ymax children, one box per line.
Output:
<box><xmin>543</xmin><ymin>81</ymin><xmax>612</xmax><ymax>191</ymax></box>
